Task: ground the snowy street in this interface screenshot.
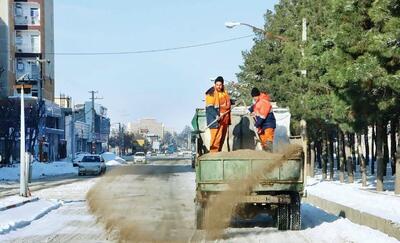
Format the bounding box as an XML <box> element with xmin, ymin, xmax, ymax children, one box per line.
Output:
<box><xmin>0</xmin><ymin>159</ymin><xmax>398</xmax><ymax>242</ymax></box>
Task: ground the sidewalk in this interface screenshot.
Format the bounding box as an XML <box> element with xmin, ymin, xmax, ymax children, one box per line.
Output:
<box><xmin>305</xmin><ymin>171</ymin><xmax>400</xmax><ymax>240</ymax></box>
<box><xmin>0</xmin><ymin>195</ymin><xmax>61</xmax><ymax>235</ymax></box>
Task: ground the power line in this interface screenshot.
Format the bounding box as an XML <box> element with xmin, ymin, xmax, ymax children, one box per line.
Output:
<box><xmin>48</xmin><ymin>34</ymin><xmax>255</xmax><ymax>56</ymax></box>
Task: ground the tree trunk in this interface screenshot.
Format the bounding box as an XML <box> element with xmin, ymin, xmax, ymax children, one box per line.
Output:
<box><xmin>383</xmin><ymin>121</ymin><xmax>389</xmax><ymax>177</ymax></box>
<box><xmin>350</xmin><ymin>133</ymin><xmax>357</xmax><ymax>173</ymax></box>
<box><xmin>322</xmin><ymin>137</ymin><xmax>327</xmax><ymax>180</ymax></box>
<box><xmin>306</xmin><ymin>139</ymin><xmax>311</xmax><ymax>176</ymax></box>
<box><xmin>328</xmin><ymin>131</ymin><xmax>334</xmax><ymax>180</ymax></box>
<box><xmin>306</xmin><ymin>140</ymin><xmax>311</xmax><ymax>178</ymax></box>
<box><xmin>345</xmin><ymin>133</ymin><xmax>354</xmax><ymax>183</ymax></box>
<box><xmin>339</xmin><ymin>131</ymin><xmax>345</xmax><ymax>183</ymax></box>
<box><xmin>364</xmin><ymin>127</ymin><xmax>370</xmax><ymax>166</ymax></box>
<box><xmin>357</xmin><ymin>133</ymin><xmax>367</xmax><ymax>187</ymax></box>
<box><xmin>316</xmin><ymin>140</ymin><xmax>322</xmax><ymax>169</ymax></box>
<box><xmin>371</xmin><ymin>124</ymin><xmax>376</xmax><ymax>174</ymax></box>
<box><xmin>310</xmin><ymin>142</ymin><xmax>315</xmax><ymax>177</ymax></box>
<box><xmin>390</xmin><ymin>118</ymin><xmax>397</xmax><ymax>176</ymax></box>
<box><xmin>336</xmin><ymin>130</ymin><xmax>340</xmax><ymax>171</ymax></box>
<box><xmin>376</xmin><ymin>119</ymin><xmax>385</xmax><ymax>191</ymax></box>
<box><xmin>395</xmin><ymin>119</ymin><xmax>400</xmax><ymax>194</ymax></box>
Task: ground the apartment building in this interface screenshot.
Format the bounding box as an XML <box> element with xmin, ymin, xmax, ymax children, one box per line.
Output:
<box><xmin>0</xmin><ymin>0</ymin><xmax>55</xmax><ymax>100</ymax></box>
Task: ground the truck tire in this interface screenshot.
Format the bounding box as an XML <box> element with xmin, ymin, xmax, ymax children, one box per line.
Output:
<box><xmin>195</xmin><ymin>203</ymin><xmax>205</xmax><ymax>230</ymax></box>
<box><xmin>289</xmin><ymin>192</ymin><xmax>301</xmax><ymax>230</ymax></box>
<box><xmin>277</xmin><ymin>204</ymin><xmax>289</xmax><ymax>230</ymax></box>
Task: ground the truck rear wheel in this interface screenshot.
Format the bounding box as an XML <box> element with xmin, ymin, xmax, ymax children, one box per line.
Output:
<box><xmin>277</xmin><ymin>204</ymin><xmax>289</xmax><ymax>230</ymax></box>
<box><xmin>195</xmin><ymin>203</ymin><xmax>205</xmax><ymax>230</ymax></box>
<box><xmin>289</xmin><ymin>192</ymin><xmax>301</xmax><ymax>230</ymax></box>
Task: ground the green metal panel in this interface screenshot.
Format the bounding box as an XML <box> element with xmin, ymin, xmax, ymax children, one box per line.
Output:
<box><xmin>279</xmin><ymin>160</ymin><xmax>301</xmax><ymax>180</ymax></box>
<box><xmin>223</xmin><ymin>160</ymin><xmax>251</xmax><ymax>180</ymax></box>
<box><xmin>200</xmin><ymin>182</ymin><xmax>303</xmax><ymax>192</ymax></box>
<box><xmin>200</xmin><ymin>160</ymin><xmax>223</xmax><ymax>181</ymax></box>
<box><xmin>252</xmin><ymin>160</ymin><xmax>279</xmax><ymax>180</ymax></box>
<box><xmin>197</xmin><ymin>156</ymin><xmax>303</xmax><ymax>193</ymax></box>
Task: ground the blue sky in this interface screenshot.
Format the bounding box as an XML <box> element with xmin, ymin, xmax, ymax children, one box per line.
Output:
<box><xmin>54</xmin><ymin>0</ymin><xmax>279</xmax><ymax>131</ymax></box>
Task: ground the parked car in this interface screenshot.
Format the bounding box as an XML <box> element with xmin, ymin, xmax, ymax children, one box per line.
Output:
<box><xmin>134</xmin><ymin>152</ymin><xmax>146</xmax><ymax>164</ymax></box>
<box><xmin>78</xmin><ymin>154</ymin><xmax>106</xmax><ymax>176</ymax></box>
<box><xmin>72</xmin><ymin>152</ymin><xmax>90</xmax><ymax>167</ymax></box>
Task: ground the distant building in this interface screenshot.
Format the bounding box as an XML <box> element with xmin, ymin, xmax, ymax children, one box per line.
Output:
<box><xmin>65</xmin><ymin>102</ymin><xmax>110</xmax><ymax>157</ymax></box>
<box><xmin>127</xmin><ymin>118</ymin><xmax>164</xmax><ymax>139</ymax></box>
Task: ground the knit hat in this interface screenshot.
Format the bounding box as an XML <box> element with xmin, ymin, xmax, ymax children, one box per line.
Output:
<box><xmin>214</xmin><ymin>76</ymin><xmax>224</xmax><ymax>84</ymax></box>
<box><xmin>251</xmin><ymin>87</ymin><xmax>261</xmax><ymax>97</ymax></box>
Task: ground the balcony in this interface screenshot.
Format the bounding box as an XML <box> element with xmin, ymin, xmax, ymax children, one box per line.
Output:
<box><xmin>14</xmin><ymin>2</ymin><xmax>40</xmax><ymax>26</ymax></box>
<box><xmin>15</xmin><ymin>30</ymin><xmax>41</xmax><ymax>54</ymax></box>
<box><xmin>16</xmin><ymin>58</ymin><xmax>41</xmax><ymax>81</ymax></box>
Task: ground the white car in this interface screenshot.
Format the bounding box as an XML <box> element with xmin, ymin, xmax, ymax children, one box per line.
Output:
<box><xmin>134</xmin><ymin>152</ymin><xmax>147</xmax><ymax>164</ymax></box>
<box><xmin>72</xmin><ymin>152</ymin><xmax>91</xmax><ymax>167</ymax></box>
<box><xmin>78</xmin><ymin>155</ymin><xmax>106</xmax><ymax>176</ymax></box>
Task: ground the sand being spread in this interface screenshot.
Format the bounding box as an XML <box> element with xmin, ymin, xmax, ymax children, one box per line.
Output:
<box><xmin>86</xmin><ymin>145</ymin><xmax>303</xmax><ymax>242</ymax></box>
<box><xmin>202</xmin><ymin>145</ymin><xmax>303</xmax><ymax>239</ymax></box>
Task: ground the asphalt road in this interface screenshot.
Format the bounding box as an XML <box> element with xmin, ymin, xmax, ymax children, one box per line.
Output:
<box><xmin>1</xmin><ymin>159</ymin><xmax>393</xmax><ymax>242</ymax></box>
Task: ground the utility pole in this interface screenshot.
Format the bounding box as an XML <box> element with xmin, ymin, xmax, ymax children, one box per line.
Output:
<box><xmin>15</xmin><ymin>81</ymin><xmax>31</xmax><ymax>197</ymax></box>
<box><xmin>118</xmin><ymin>123</ymin><xmax>122</xmax><ymax>156</ymax></box>
<box><xmin>20</xmin><ymin>84</ymin><xmax>27</xmax><ymax>196</ymax></box>
<box><xmin>70</xmin><ymin>101</ymin><xmax>75</xmax><ymax>161</ymax></box>
<box><xmin>301</xmin><ymin>18</ymin><xmax>307</xmax><ymax>77</ymax></box>
<box><xmin>88</xmin><ymin>91</ymin><xmax>102</xmax><ymax>154</ymax></box>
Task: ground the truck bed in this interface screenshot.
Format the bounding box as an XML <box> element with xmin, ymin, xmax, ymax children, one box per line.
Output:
<box><xmin>196</xmin><ymin>148</ymin><xmax>303</xmax><ymax>193</ymax></box>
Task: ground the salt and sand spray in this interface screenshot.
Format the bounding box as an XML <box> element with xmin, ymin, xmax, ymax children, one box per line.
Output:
<box><xmin>86</xmin><ymin>145</ymin><xmax>302</xmax><ymax>242</ymax></box>
<box><xmin>203</xmin><ymin>145</ymin><xmax>302</xmax><ymax>239</ymax></box>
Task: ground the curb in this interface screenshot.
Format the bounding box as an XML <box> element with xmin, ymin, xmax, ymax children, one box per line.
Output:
<box><xmin>0</xmin><ymin>197</ymin><xmax>39</xmax><ymax>212</ymax></box>
<box><xmin>303</xmin><ymin>194</ymin><xmax>400</xmax><ymax>241</ymax></box>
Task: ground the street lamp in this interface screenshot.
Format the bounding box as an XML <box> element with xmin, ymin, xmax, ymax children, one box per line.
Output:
<box><xmin>225</xmin><ymin>19</ymin><xmax>307</xmax><ymax>76</ymax></box>
<box><xmin>15</xmin><ymin>73</ymin><xmax>32</xmax><ymax>197</ymax></box>
<box><xmin>225</xmin><ymin>21</ymin><xmax>287</xmax><ymax>41</ymax></box>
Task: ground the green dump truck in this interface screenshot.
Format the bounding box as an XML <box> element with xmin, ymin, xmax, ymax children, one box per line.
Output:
<box><xmin>192</xmin><ymin>106</ymin><xmax>305</xmax><ymax>231</ymax></box>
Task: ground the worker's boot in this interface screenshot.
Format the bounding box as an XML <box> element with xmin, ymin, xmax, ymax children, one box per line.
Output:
<box><xmin>264</xmin><ymin>141</ymin><xmax>273</xmax><ymax>152</ymax></box>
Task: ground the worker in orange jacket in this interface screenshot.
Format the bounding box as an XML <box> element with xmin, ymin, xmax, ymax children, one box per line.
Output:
<box><xmin>249</xmin><ymin>87</ymin><xmax>276</xmax><ymax>152</ymax></box>
<box><xmin>205</xmin><ymin>76</ymin><xmax>231</xmax><ymax>152</ymax></box>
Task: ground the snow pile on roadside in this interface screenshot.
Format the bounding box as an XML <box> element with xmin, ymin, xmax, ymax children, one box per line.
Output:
<box><xmin>0</xmin><ymin>199</ymin><xmax>61</xmax><ymax>234</ymax></box>
<box><xmin>306</xmin><ymin>176</ymin><xmax>400</xmax><ymax>224</ymax></box>
<box><xmin>106</xmin><ymin>160</ymin><xmax>123</xmax><ymax>166</ymax></box>
<box><xmin>102</xmin><ymin>152</ymin><xmax>126</xmax><ymax>166</ymax></box>
<box><xmin>0</xmin><ymin>161</ymin><xmax>77</xmax><ymax>181</ymax></box>
<box><xmin>220</xmin><ymin>218</ymin><xmax>399</xmax><ymax>243</ymax></box>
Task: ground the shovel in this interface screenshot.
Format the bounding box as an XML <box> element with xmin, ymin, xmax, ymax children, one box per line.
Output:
<box><xmin>196</xmin><ymin>102</ymin><xmax>241</xmax><ymax>134</ymax></box>
<box><xmin>241</xmin><ymin>99</ymin><xmax>263</xmax><ymax>151</ymax></box>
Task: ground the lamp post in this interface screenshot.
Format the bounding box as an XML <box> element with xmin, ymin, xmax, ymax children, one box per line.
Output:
<box><xmin>225</xmin><ymin>21</ymin><xmax>287</xmax><ymax>41</ymax></box>
<box><xmin>225</xmin><ymin>20</ymin><xmax>307</xmax><ymax>76</ymax></box>
<box><xmin>226</xmin><ymin>19</ymin><xmax>309</xmax><ymax>191</ymax></box>
<box><xmin>15</xmin><ymin>73</ymin><xmax>31</xmax><ymax>197</ymax></box>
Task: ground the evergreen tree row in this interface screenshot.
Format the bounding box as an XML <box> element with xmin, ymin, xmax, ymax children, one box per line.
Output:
<box><xmin>237</xmin><ymin>0</ymin><xmax>400</xmax><ymax>193</ymax></box>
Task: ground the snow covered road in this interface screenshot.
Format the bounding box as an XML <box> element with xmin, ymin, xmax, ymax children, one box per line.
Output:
<box><xmin>0</xmin><ymin>160</ymin><xmax>398</xmax><ymax>242</ymax></box>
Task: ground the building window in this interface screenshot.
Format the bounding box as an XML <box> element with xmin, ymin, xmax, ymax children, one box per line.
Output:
<box><xmin>30</xmin><ymin>8</ymin><xmax>39</xmax><ymax>25</ymax></box>
<box><xmin>17</xmin><ymin>59</ymin><xmax>24</xmax><ymax>72</ymax></box>
<box><xmin>15</xmin><ymin>31</ymin><xmax>23</xmax><ymax>46</ymax></box>
<box><xmin>15</xmin><ymin>3</ymin><xmax>23</xmax><ymax>17</ymax></box>
<box><xmin>31</xmin><ymin>34</ymin><xmax>40</xmax><ymax>53</ymax></box>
